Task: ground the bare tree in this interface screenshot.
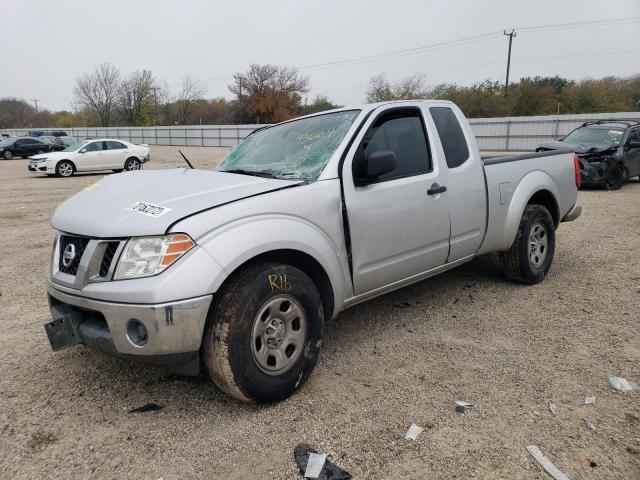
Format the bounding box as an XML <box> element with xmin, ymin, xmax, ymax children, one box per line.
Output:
<box><xmin>73</xmin><ymin>63</ymin><xmax>121</xmax><ymax>126</ymax></box>
<box><xmin>175</xmin><ymin>76</ymin><xmax>205</xmax><ymax>124</ymax></box>
<box><xmin>0</xmin><ymin>98</ymin><xmax>34</xmax><ymax>128</ymax></box>
<box><xmin>117</xmin><ymin>70</ymin><xmax>155</xmax><ymax>125</ymax></box>
<box><xmin>229</xmin><ymin>64</ymin><xmax>309</xmax><ymax>123</ymax></box>
<box><xmin>366</xmin><ymin>73</ymin><xmax>428</xmax><ymax>103</ymax></box>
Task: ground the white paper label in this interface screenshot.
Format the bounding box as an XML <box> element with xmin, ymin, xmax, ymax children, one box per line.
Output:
<box><xmin>128</xmin><ymin>202</ymin><xmax>171</xmax><ymax>218</ymax></box>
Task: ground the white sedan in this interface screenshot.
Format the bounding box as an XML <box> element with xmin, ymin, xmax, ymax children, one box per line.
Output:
<box><xmin>27</xmin><ymin>139</ymin><xmax>150</xmax><ymax>177</ymax></box>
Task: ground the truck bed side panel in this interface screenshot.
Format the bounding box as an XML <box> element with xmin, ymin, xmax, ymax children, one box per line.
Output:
<box><xmin>478</xmin><ymin>152</ymin><xmax>577</xmax><ymax>254</ymax></box>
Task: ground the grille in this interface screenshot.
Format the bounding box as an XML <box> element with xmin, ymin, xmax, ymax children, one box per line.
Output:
<box><xmin>99</xmin><ymin>242</ymin><xmax>120</xmax><ymax>277</ymax></box>
<box><xmin>58</xmin><ymin>236</ymin><xmax>90</xmax><ymax>275</ymax></box>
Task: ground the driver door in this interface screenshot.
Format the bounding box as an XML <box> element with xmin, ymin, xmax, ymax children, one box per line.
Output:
<box><xmin>342</xmin><ymin>106</ymin><xmax>451</xmax><ymax>295</ymax></box>
<box><xmin>625</xmin><ymin>129</ymin><xmax>640</xmax><ymax>177</ymax></box>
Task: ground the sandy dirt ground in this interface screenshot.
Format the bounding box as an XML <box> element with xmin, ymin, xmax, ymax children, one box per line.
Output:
<box><xmin>0</xmin><ymin>146</ymin><xmax>639</xmax><ymax>479</ymax></box>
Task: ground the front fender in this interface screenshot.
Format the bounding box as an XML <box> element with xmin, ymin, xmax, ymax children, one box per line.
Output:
<box><xmin>198</xmin><ymin>214</ymin><xmax>352</xmax><ymax>313</ymax></box>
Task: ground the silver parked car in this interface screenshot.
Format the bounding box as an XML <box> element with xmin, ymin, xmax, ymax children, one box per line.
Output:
<box><xmin>44</xmin><ymin>100</ymin><xmax>581</xmax><ymax>402</ymax></box>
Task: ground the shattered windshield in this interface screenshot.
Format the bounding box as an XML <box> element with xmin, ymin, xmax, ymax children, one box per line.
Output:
<box><xmin>563</xmin><ymin>127</ymin><xmax>624</xmax><ymax>146</ymax></box>
<box><xmin>217</xmin><ymin>110</ymin><xmax>360</xmax><ymax>180</ymax></box>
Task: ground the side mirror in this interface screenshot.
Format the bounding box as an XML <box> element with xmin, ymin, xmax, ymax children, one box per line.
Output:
<box><xmin>79</xmin><ymin>148</ymin><xmax>87</xmax><ymax>153</ymax></box>
<box><xmin>353</xmin><ymin>149</ymin><xmax>397</xmax><ymax>185</ymax></box>
<box><xmin>627</xmin><ymin>140</ymin><xmax>640</xmax><ymax>149</ymax></box>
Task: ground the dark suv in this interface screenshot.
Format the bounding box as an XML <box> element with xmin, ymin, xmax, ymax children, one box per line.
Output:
<box><xmin>0</xmin><ymin>137</ymin><xmax>54</xmax><ymax>159</ymax></box>
<box><xmin>537</xmin><ymin>120</ymin><xmax>640</xmax><ymax>189</ymax></box>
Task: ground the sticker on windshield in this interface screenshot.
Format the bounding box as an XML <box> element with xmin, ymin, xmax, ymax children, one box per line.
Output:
<box><xmin>128</xmin><ymin>201</ymin><xmax>171</xmax><ymax>218</ymax></box>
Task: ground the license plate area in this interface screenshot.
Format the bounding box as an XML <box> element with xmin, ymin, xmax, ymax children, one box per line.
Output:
<box><xmin>45</xmin><ymin>314</ymin><xmax>80</xmax><ymax>351</ymax></box>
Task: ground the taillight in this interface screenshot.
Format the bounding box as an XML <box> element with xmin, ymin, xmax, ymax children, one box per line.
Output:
<box><xmin>574</xmin><ymin>155</ymin><xmax>582</xmax><ymax>189</ymax></box>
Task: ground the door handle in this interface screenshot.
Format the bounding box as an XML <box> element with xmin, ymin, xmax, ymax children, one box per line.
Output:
<box><xmin>427</xmin><ymin>183</ymin><xmax>447</xmax><ymax>195</ymax></box>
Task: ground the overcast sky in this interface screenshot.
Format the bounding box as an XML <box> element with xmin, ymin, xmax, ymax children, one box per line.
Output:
<box><xmin>1</xmin><ymin>0</ymin><xmax>639</xmax><ymax>111</ymax></box>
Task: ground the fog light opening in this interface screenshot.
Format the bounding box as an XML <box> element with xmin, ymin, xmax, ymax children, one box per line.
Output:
<box><xmin>127</xmin><ymin>319</ymin><xmax>148</xmax><ymax>347</ymax></box>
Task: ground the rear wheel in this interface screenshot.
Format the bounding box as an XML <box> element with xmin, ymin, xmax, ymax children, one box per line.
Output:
<box><xmin>3</xmin><ymin>150</ymin><xmax>12</xmax><ymax>160</ymax></box>
<box><xmin>124</xmin><ymin>158</ymin><xmax>140</xmax><ymax>171</ymax></box>
<box><xmin>202</xmin><ymin>262</ymin><xmax>324</xmax><ymax>403</ymax></box>
<box><xmin>56</xmin><ymin>160</ymin><xmax>75</xmax><ymax>177</ymax></box>
<box><xmin>501</xmin><ymin>204</ymin><xmax>555</xmax><ymax>284</ymax></box>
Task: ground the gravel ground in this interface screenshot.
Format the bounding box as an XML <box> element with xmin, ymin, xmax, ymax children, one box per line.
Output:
<box><xmin>0</xmin><ymin>146</ymin><xmax>639</xmax><ymax>479</ymax></box>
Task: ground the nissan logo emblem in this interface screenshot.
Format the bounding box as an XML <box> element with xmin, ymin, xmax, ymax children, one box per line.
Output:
<box><xmin>62</xmin><ymin>243</ymin><xmax>76</xmax><ymax>267</ymax></box>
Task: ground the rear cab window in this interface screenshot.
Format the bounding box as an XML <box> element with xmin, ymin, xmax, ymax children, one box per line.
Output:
<box><xmin>430</xmin><ymin>107</ymin><xmax>470</xmax><ymax>168</ymax></box>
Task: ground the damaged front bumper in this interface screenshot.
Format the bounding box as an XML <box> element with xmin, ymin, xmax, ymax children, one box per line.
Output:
<box><xmin>45</xmin><ymin>281</ymin><xmax>212</xmax><ymax>375</ymax></box>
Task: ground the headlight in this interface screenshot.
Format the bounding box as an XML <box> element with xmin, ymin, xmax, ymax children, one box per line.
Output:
<box><xmin>37</xmin><ymin>158</ymin><xmax>48</xmax><ymax>162</ymax></box>
<box><xmin>114</xmin><ymin>234</ymin><xmax>195</xmax><ymax>280</ymax></box>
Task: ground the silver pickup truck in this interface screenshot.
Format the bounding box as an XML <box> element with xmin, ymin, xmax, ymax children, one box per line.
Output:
<box><xmin>44</xmin><ymin>100</ymin><xmax>581</xmax><ymax>403</ymax></box>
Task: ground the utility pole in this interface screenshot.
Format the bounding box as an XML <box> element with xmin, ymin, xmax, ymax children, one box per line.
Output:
<box><xmin>31</xmin><ymin>98</ymin><xmax>39</xmax><ymax>113</ymax></box>
<box><xmin>503</xmin><ymin>29</ymin><xmax>516</xmax><ymax>95</ymax></box>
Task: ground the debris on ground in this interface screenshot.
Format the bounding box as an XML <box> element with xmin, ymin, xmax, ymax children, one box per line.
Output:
<box><xmin>454</xmin><ymin>401</ymin><xmax>473</xmax><ymax>413</ymax></box>
<box><xmin>294</xmin><ymin>443</ymin><xmax>351</xmax><ymax>480</ymax></box>
<box><xmin>608</xmin><ymin>376</ymin><xmax>636</xmax><ymax>392</ymax></box>
<box><xmin>548</xmin><ymin>403</ymin><xmax>557</xmax><ymax>415</ymax></box>
<box><xmin>404</xmin><ymin>423</ymin><xmax>424</xmax><ymax>441</ymax></box>
<box><xmin>583</xmin><ymin>418</ymin><xmax>597</xmax><ymax>432</ymax></box>
<box><xmin>127</xmin><ymin>403</ymin><xmax>163</xmax><ymax>413</ymax></box>
<box><xmin>305</xmin><ymin>453</ymin><xmax>326</xmax><ymax>479</ymax></box>
<box><xmin>526</xmin><ymin>445</ymin><xmax>570</xmax><ymax>480</ymax></box>
<box><xmin>584</xmin><ymin>396</ymin><xmax>596</xmax><ymax>405</ymax></box>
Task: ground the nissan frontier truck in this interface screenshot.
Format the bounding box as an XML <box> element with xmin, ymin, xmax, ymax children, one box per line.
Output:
<box><xmin>44</xmin><ymin>100</ymin><xmax>581</xmax><ymax>403</ymax></box>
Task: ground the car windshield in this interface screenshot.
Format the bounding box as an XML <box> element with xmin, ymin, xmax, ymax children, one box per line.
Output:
<box><xmin>62</xmin><ymin>141</ymin><xmax>87</xmax><ymax>152</ymax></box>
<box><xmin>216</xmin><ymin>110</ymin><xmax>360</xmax><ymax>180</ymax></box>
<box><xmin>563</xmin><ymin>127</ymin><xmax>624</xmax><ymax>146</ymax></box>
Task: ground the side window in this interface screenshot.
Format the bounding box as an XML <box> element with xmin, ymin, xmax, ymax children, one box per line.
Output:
<box><xmin>85</xmin><ymin>141</ymin><xmax>103</xmax><ymax>152</ymax></box>
<box><xmin>627</xmin><ymin>129</ymin><xmax>639</xmax><ymax>143</ymax></box>
<box><xmin>106</xmin><ymin>141</ymin><xmax>125</xmax><ymax>150</ymax></box>
<box><xmin>430</xmin><ymin>107</ymin><xmax>470</xmax><ymax>169</ymax></box>
<box><xmin>358</xmin><ymin>109</ymin><xmax>431</xmax><ymax>182</ymax></box>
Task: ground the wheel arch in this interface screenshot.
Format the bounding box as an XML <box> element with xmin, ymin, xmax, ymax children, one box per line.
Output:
<box><xmin>220</xmin><ymin>249</ymin><xmax>335</xmax><ymax>323</ymax></box>
<box><xmin>55</xmin><ymin>159</ymin><xmax>76</xmax><ymax>171</ymax></box>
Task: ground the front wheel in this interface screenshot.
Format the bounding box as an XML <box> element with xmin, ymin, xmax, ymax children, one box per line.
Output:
<box><xmin>202</xmin><ymin>262</ymin><xmax>324</xmax><ymax>403</ymax></box>
<box><xmin>124</xmin><ymin>158</ymin><xmax>140</xmax><ymax>171</ymax></box>
<box><xmin>3</xmin><ymin>150</ymin><xmax>12</xmax><ymax>160</ymax></box>
<box><xmin>605</xmin><ymin>167</ymin><xmax>625</xmax><ymax>190</ymax></box>
<box><xmin>56</xmin><ymin>160</ymin><xmax>75</xmax><ymax>177</ymax></box>
<box><xmin>501</xmin><ymin>204</ymin><xmax>555</xmax><ymax>284</ymax></box>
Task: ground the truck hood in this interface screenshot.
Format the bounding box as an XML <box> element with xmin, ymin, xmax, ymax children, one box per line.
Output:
<box><xmin>538</xmin><ymin>140</ymin><xmax>617</xmax><ymax>155</ymax></box>
<box><xmin>51</xmin><ymin>169</ymin><xmax>303</xmax><ymax>238</ymax></box>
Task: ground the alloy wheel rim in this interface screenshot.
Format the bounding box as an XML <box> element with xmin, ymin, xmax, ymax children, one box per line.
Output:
<box><xmin>127</xmin><ymin>160</ymin><xmax>140</xmax><ymax>170</ymax></box>
<box><xmin>528</xmin><ymin>221</ymin><xmax>548</xmax><ymax>268</ymax></box>
<box><xmin>59</xmin><ymin>163</ymin><xmax>72</xmax><ymax>176</ymax></box>
<box><xmin>251</xmin><ymin>295</ymin><xmax>307</xmax><ymax>376</ymax></box>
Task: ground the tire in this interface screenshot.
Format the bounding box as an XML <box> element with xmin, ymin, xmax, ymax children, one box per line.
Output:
<box><xmin>37</xmin><ymin>150</ymin><xmax>45</xmax><ymax>154</ymax></box>
<box><xmin>112</xmin><ymin>169</ymin><xmax>124</xmax><ymax>173</ymax></box>
<box><xmin>501</xmin><ymin>204</ymin><xmax>555</xmax><ymax>284</ymax></box>
<box><xmin>605</xmin><ymin>167</ymin><xmax>624</xmax><ymax>190</ymax></box>
<box><xmin>3</xmin><ymin>150</ymin><xmax>12</xmax><ymax>160</ymax></box>
<box><xmin>56</xmin><ymin>160</ymin><xmax>75</xmax><ymax>177</ymax></box>
<box><xmin>202</xmin><ymin>262</ymin><xmax>324</xmax><ymax>403</ymax></box>
<box><xmin>124</xmin><ymin>158</ymin><xmax>141</xmax><ymax>171</ymax></box>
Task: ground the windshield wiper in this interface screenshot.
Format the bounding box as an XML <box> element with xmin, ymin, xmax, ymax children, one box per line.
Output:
<box><xmin>220</xmin><ymin>168</ymin><xmax>277</xmax><ymax>178</ymax></box>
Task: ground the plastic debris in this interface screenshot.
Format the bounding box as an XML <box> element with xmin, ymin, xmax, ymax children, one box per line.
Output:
<box><xmin>305</xmin><ymin>453</ymin><xmax>326</xmax><ymax>479</ymax></box>
<box><xmin>294</xmin><ymin>443</ymin><xmax>351</xmax><ymax>480</ymax></box>
<box><xmin>583</xmin><ymin>418</ymin><xmax>597</xmax><ymax>432</ymax></box>
<box><xmin>526</xmin><ymin>445</ymin><xmax>570</xmax><ymax>480</ymax></box>
<box><xmin>405</xmin><ymin>423</ymin><xmax>424</xmax><ymax>441</ymax></box>
<box><xmin>455</xmin><ymin>400</ymin><xmax>473</xmax><ymax>413</ymax></box>
<box><xmin>584</xmin><ymin>396</ymin><xmax>596</xmax><ymax>405</ymax></box>
<box><xmin>608</xmin><ymin>376</ymin><xmax>635</xmax><ymax>392</ymax></box>
<box><xmin>127</xmin><ymin>403</ymin><xmax>163</xmax><ymax>413</ymax></box>
<box><xmin>548</xmin><ymin>403</ymin><xmax>557</xmax><ymax>415</ymax></box>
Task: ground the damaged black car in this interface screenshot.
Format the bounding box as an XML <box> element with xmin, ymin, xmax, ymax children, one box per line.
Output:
<box><xmin>537</xmin><ymin>120</ymin><xmax>640</xmax><ymax>190</ymax></box>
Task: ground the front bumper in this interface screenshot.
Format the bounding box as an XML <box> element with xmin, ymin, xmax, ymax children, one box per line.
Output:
<box><xmin>45</xmin><ymin>281</ymin><xmax>212</xmax><ymax>374</ymax></box>
<box><xmin>28</xmin><ymin>161</ymin><xmax>48</xmax><ymax>172</ymax></box>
